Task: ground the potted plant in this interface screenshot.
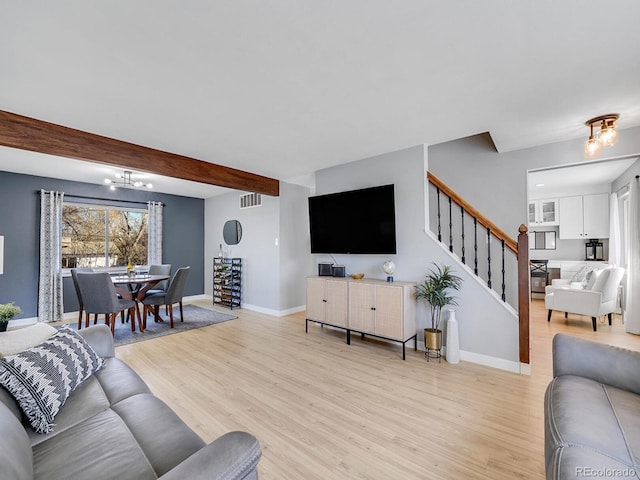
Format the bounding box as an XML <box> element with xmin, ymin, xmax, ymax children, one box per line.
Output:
<box><xmin>0</xmin><ymin>302</ymin><xmax>21</xmax><ymax>332</ymax></box>
<box><xmin>415</xmin><ymin>263</ymin><xmax>462</xmax><ymax>358</ymax></box>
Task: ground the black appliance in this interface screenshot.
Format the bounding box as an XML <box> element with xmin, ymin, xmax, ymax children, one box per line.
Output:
<box><xmin>585</xmin><ymin>239</ymin><xmax>604</xmax><ymax>261</ymax></box>
<box><xmin>308</xmin><ymin>184</ymin><xmax>397</xmax><ymax>254</ymax></box>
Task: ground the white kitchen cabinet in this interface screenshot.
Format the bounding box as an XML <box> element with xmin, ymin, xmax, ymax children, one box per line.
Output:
<box><xmin>528</xmin><ymin>199</ymin><xmax>559</xmax><ymax>226</ymax></box>
<box><xmin>559</xmin><ymin>194</ymin><xmax>609</xmax><ymax>239</ymax></box>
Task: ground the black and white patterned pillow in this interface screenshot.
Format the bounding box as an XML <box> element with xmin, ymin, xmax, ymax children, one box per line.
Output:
<box><xmin>0</xmin><ymin>327</ymin><xmax>104</xmax><ymax>433</ymax></box>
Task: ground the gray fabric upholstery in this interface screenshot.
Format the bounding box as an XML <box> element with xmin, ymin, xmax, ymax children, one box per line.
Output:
<box><xmin>76</xmin><ymin>272</ymin><xmax>135</xmax><ymax>316</ymax></box>
<box><xmin>143</xmin><ymin>266</ymin><xmax>190</xmax><ymax>307</ymax></box>
<box><xmin>545</xmin><ymin>333</ymin><xmax>640</xmax><ymax>479</ymax></box>
<box><xmin>146</xmin><ymin>264</ymin><xmax>172</xmax><ymax>294</ymax></box>
<box><xmin>0</xmin><ymin>324</ymin><xmax>261</xmax><ymax>480</ymax></box>
<box><xmin>70</xmin><ymin>267</ymin><xmax>93</xmax><ymax>310</ymax></box>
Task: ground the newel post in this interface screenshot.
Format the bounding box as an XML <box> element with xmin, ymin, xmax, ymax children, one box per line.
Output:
<box><xmin>517</xmin><ymin>224</ymin><xmax>530</xmax><ymax>364</ymax></box>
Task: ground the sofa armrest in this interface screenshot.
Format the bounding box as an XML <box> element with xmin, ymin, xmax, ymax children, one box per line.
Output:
<box><xmin>159</xmin><ymin>431</ymin><xmax>261</xmax><ymax>480</ymax></box>
<box><xmin>77</xmin><ymin>325</ymin><xmax>115</xmax><ymax>358</ymax></box>
<box><xmin>551</xmin><ymin>278</ymin><xmax>571</xmax><ymax>288</ymax></box>
<box><xmin>551</xmin><ymin>288</ymin><xmax>602</xmax><ymax>316</ymax></box>
<box><xmin>553</xmin><ymin>334</ymin><xmax>640</xmax><ymax>395</ymax></box>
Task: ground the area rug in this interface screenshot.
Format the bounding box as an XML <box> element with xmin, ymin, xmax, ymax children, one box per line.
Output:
<box><xmin>64</xmin><ymin>305</ymin><xmax>237</xmax><ymax>347</ymax></box>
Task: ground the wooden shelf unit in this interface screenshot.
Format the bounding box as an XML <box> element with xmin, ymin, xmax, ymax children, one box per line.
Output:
<box><xmin>213</xmin><ymin>257</ymin><xmax>242</xmax><ymax>309</ymax></box>
<box><xmin>306</xmin><ymin>276</ymin><xmax>416</xmax><ymax>360</ymax></box>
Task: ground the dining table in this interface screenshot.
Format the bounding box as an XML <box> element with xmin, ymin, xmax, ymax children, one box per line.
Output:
<box><xmin>111</xmin><ymin>274</ymin><xmax>170</xmax><ymax>332</ymax></box>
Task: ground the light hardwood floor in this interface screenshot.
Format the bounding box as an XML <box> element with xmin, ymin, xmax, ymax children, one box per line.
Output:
<box><xmin>114</xmin><ymin>299</ymin><xmax>640</xmax><ymax>480</ymax></box>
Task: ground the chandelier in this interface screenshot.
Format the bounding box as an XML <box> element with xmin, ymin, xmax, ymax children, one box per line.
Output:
<box><xmin>584</xmin><ymin>114</ymin><xmax>619</xmax><ymax>158</ymax></box>
<box><xmin>104</xmin><ymin>170</ymin><xmax>152</xmax><ymax>190</ymax></box>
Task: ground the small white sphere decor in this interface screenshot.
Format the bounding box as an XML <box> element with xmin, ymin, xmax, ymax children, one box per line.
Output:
<box><xmin>383</xmin><ymin>260</ymin><xmax>395</xmax><ymax>282</ymax></box>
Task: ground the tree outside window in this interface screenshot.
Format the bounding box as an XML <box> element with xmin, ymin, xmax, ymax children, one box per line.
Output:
<box><xmin>62</xmin><ymin>204</ymin><xmax>148</xmax><ymax>269</ymax></box>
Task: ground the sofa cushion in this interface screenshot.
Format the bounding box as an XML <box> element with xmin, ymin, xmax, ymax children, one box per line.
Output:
<box><xmin>28</xmin><ymin>357</ymin><xmax>151</xmax><ymax>446</ymax></box>
<box><xmin>545</xmin><ymin>375</ymin><xmax>640</xmax><ymax>475</ymax></box>
<box><xmin>0</xmin><ymin>401</ymin><xmax>34</xmax><ymax>480</ymax></box>
<box><xmin>0</xmin><ymin>327</ymin><xmax>103</xmax><ymax>433</ymax></box>
<box><xmin>111</xmin><ymin>393</ymin><xmax>206</xmax><ymax>476</ymax></box>
<box><xmin>0</xmin><ymin>323</ymin><xmax>57</xmax><ymax>356</ymax></box>
<box><xmin>32</xmin><ymin>407</ymin><xmax>157</xmax><ymax>480</ymax></box>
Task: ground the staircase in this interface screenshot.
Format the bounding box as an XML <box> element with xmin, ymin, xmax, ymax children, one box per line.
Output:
<box><xmin>427</xmin><ymin>172</ymin><xmax>531</xmax><ymax>364</ymax></box>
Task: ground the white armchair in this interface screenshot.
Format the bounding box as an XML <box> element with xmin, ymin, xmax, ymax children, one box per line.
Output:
<box><xmin>544</xmin><ymin>267</ymin><xmax>625</xmax><ymax>331</ymax></box>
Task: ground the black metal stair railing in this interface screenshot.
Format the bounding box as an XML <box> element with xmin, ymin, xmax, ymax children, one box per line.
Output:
<box><xmin>428</xmin><ymin>173</ymin><xmax>519</xmax><ymax>306</ymax></box>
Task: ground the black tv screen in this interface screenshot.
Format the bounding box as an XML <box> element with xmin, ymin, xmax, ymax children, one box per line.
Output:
<box><xmin>308</xmin><ymin>184</ymin><xmax>397</xmax><ymax>254</ymax></box>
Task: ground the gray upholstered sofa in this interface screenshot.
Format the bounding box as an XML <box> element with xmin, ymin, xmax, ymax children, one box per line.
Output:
<box><xmin>0</xmin><ymin>324</ymin><xmax>261</xmax><ymax>480</ymax></box>
<box><xmin>545</xmin><ymin>334</ymin><xmax>640</xmax><ymax>479</ymax></box>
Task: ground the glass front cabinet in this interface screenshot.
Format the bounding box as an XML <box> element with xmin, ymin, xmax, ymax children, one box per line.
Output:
<box><xmin>528</xmin><ymin>199</ymin><xmax>559</xmax><ymax>227</ymax></box>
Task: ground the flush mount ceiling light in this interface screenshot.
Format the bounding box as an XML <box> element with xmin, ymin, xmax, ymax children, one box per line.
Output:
<box><xmin>584</xmin><ymin>113</ymin><xmax>619</xmax><ymax>158</ymax></box>
<box><xmin>104</xmin><ymin>170</ymin><xmax>153</xmax><ymax>190</ymax></box>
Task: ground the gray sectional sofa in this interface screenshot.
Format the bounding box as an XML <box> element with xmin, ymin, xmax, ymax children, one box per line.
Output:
<box><xmin>0</xmin><ymin>324</ymin><xmax>261</xmax><ymax>480</ymax></box>
<box><xmin>545</xmin><ymin>333</ymin><xmax>640</xmax><ymax>479</ymax></box>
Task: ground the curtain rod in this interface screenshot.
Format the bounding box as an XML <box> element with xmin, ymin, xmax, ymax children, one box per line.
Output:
<box><xmin>36</xmin><ymin>191</ymin><xmax>165</xmax><ymax>207</ymax></box>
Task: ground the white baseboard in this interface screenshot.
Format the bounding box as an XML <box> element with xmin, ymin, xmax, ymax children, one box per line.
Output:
<box><xmin>242</xmin><ymin>303</ymin><xmax>306</xmax><ymax>317</ymax></box>
<box><xmin>416</xmin><ymin>340</ymin><xmax>521</xmax><ymax>373</ymax></box>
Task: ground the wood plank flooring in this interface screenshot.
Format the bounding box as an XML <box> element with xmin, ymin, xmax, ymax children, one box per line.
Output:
<box><xmin>115</xmin><ymin>299</ymin><xmax>640</xmax><ymax>480</ymax></box>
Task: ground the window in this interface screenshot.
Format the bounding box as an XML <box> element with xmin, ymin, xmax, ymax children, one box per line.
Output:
<box><xmin>62</xmin><ymin>204</ymin><xmax>148</xmax><ymax>269</ymax></box>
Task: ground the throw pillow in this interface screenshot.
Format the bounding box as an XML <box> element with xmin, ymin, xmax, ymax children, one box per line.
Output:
<box><xmin>571</xmin><ymin>266</ymin><xmax>591</xmax><ymax>283</ymax></box>
<box><xmin>0</xmin><ymin>327</ymin><xmax>104</xmax><ymax>433</ymax></box>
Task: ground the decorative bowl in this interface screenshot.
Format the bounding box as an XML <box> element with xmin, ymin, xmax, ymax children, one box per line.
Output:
<box><xmin>351</xmin><ymin>273</ymin><xmax>365</xmax><ymax>280</ymax></box>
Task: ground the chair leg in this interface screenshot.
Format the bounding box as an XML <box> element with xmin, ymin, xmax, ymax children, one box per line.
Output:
<box><xmin>142</xmin><ymin>305</ymin><xmax>148</xmax><ymax>330</ymax></box>
<box><xmin>547</xmin><ymin>310</ymin><xmax>552</xmax><ymax>322</ymax></box>
<box><xmin>592</xmin><ymin>317</ymin><xmax>597</xmax><ymax>332</ymax></box>
<box><xmin>564</xmin><ymin>312</ymin><xmax>568</xmax><ymax>319</ymax></box>
<box><xmin>85</xmin><ymin>312</ymin><xmax>90</xmax><ymax>329</ymax></box>
<box><xmin>169</xmin><ymin>304</ymin><xmax>174</xmax><ymax>328</ymax></box>
<box><xmin>94</xmin><ymin>313</ymin><xmax>98</xmax><ymax>325</ymax></box>
<box><xmin>608</xmin><ymin>313</ymin><xmax>612</xmax><ymax>325</ymax></box>
<box><xmin>179</xmin><ymin>301</ymin><xmax>184</xmax><ymax>322</ymax></box>
<box><xmin>77</xmin><ymin>307</ymin><xmax>84</xmax><ymax>330</ymax></box>
<box><xmin>110</xmin><ymin>313</ymin><xmax>116</xmax><ymax>335</ymax></box>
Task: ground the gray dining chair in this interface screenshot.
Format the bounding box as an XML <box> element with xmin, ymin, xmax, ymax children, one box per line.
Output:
<box><xmin>76</xmin><ymin>272</ymin><xmax>141</xmax><ymax>334</ymax></box>
<box><xmin>70</xmin><ymin>267</ymin><xmax>94</xmax><ymax>329</ymax></box>
<box><xmin>145</xmin><ymin>264</ymin><xmax>172</xmax><ymax>315</ymax></box>
<box><xmin>147</xmin><ymin>264</ymin><xmax>172</xmax><ymax>294</ymax></box>
<box><xmin>142</xmin><ymin>266</ymin><xmax>190</xmax><ymax>328</ymax></box>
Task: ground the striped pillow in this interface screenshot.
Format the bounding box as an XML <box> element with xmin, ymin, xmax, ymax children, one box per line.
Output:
<box><xmin>0</xmin><ymin>327</ymin><xmax>103</xmax><ymax>433</ymax></box>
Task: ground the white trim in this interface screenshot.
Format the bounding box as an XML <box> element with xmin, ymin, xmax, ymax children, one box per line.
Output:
<box><xmin>519</xmin><ymin>363</ymin><xmax>532</xmax><ymax>375</ymax></box>
<box><xmin>242</xmin><ymin>303</ymin><xmax>306</xmax><ymax>317</ymax></box>
<box><xmin>415</xmin><ymin>340</ymin><xmax>521</xmax><ymax>373</ymax></box>
<box><xmin>459</xmin><ymin>349</ymin><xmax>521</xmax><ymax>373</ymax></box>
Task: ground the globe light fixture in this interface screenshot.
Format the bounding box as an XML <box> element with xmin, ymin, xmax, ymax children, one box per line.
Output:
<box><xmin>584</xmin><ymin>114</ymin><xmax>619</xmax><ymax>158</ymax></box>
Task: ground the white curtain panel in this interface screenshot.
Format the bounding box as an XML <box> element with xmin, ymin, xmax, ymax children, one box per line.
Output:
<box><xmin>626</xmin><ymin>180</ymin><xmax>640</xmax><ymax>334</ymax></box>
<box><xmin>147</xmin><ymin>201</ymin><xmax>163</xmax><ymax>265</ymax></box>
<box><xmin>609</xmin><ymin>192</ymin><xmax>621</xmax><ymax>267</ymax></box>
<box><xmin>38</xmin><ymin>190</ymin><xmax>64</xmax><ymax>323</ymax></box>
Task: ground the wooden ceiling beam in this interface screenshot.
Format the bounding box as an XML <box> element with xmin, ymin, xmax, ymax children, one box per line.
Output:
<box><xmin>0</xmin><ymin>110</ymin><xmax>279</xmax><ymax>196</ymax></box>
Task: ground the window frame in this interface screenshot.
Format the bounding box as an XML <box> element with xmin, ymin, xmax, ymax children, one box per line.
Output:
<box><xmin>61</xmin><ymin>201</ymin><xmax>149</xmax><ymax>276</ymax></box>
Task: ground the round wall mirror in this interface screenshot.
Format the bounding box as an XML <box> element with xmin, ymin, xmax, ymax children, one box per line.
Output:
<box><xmin>223</xmin><ymin>220</ymin><xmax>243</xmax><ymax>245</ymax></box>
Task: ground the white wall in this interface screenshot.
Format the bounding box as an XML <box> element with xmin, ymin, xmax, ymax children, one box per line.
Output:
<box><xmin>205</xmin><ymin>190</ymin><xmax>280</xmax><ymax>311</ymax></box>
<box><xmin>315</xmin><ymin>145</ymin><xmax>520</xmax><ymax>371</ymax></box>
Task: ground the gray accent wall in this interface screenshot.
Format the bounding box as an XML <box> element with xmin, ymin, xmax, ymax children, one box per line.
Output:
<box><xmin>0</xmin><ymin>171</ymin><xmax>204</xmax><ymax>320</ymax></box>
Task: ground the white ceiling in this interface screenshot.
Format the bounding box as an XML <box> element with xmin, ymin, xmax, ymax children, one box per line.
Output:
<box><xmin>528</xmin><ymin>157</ymin><xmax>638</xmax><ymax>198</ymax></box>
<box><xmin>1</xmin><ymin>1</ymin><xmax>640</xmax><ymax>198</ymax></box>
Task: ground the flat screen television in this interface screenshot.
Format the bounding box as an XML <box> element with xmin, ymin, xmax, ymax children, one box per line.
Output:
<box><xmin>308</xmin><ymin>184</ymin><xmax>397</xmax><ymax>254</ymax></box>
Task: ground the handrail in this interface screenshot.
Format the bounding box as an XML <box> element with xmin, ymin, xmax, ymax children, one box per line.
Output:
<box><xmin>427</xmin><ymin>172</ymin><xmax>518</xmax><ymax>255</ymax></box>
